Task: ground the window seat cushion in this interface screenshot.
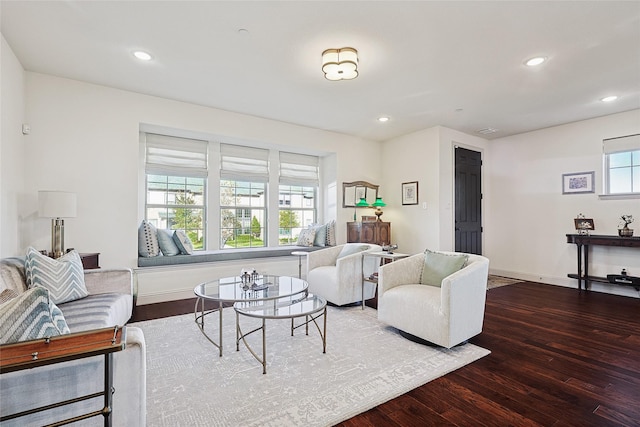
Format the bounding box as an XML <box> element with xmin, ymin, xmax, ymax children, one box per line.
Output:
<box><xmin>137</xmin><ymin>246</ymin><xmax>323</xmax><ymax>268</ymax></box>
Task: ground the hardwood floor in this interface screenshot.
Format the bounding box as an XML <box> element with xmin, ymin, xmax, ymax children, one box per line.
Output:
<box><xmin>131</xmin><ymin>282</ymin><xmax>640</xmax><ymax>426</ymax></box>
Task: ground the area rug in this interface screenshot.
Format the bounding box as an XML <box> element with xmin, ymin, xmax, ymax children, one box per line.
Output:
<box><xmin>487</xmin><ymin>275</ymin><xmax>522</xmax><ymax>289</ymax></box>
<box><xmin>132</xmin><ymin>306</ymin><xmax>490</xmax><ymax>426</ymax></box>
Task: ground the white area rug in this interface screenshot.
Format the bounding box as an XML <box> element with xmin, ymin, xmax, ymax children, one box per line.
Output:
<box><xmin>132</xmin><ymin>306</ymin><xmax>490</xmax><ymax>426</ymax></box>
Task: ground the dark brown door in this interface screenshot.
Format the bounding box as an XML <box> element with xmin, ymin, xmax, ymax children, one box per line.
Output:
<box><xmin>455</xmin><ymin>147</ymin><xmax>482</xmax><ymax>254</ymax></box>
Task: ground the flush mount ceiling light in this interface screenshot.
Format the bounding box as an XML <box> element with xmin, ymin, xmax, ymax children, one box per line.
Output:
<box><xmin>322</xmin><ymin>47</ymin><xmax>358</xmax><ymax>81</ymax></box>
<box><xmin>525</xmin><ymin>56</ymin><xmax>547</xmax><ymax>67</ymax></box>
<box><xmin>133</xmin><ymin>50</ymin><xmax>152</xmax><ymax>61</ymax></box>
<box><xmin>601</xmin><ymin>95</ymin><xmax>618</xmax><ymax>102</ymax></box>
<box><xmin>377</xmin><ymin>117</ymin><xmax>390</xmax><ymax>123</ymax></box>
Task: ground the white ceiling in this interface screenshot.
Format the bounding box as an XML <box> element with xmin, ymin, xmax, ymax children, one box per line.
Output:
<box><xmin>1</xmin><ymin>1</ymin><xmax>639</xmax><ymax>141</ymax></box>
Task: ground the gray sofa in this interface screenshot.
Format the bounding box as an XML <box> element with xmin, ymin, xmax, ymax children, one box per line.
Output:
<box><xmin>0</xmin><ymin>257</ymin><xmax>146</xmax><ymax>426</ymax></box>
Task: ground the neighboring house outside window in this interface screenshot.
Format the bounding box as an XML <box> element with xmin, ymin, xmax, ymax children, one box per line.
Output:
<box><xmin>220</xmin><ymin>180</ymin><xmax>266</xmax><ymax>248</ymax></box>
<box><xmin>278</xmin><ymin>152</ymin><xmax>319</xmax><ymax>245</ymax></box>
<box><xmin>603</xmin><ymin>134</ymin><xmax>640</xmax><ymax>195</ymax></box>
<box><xmin>219</xmin><ymin>144</ymin><xmax>269</xmax><ymax>249</ymax></box>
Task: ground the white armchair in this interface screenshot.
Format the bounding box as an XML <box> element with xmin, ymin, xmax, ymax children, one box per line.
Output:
<box><xmin>377</xmin><ymin>251</ymin><xmax>489</xmax><ymax>348</ymax></box>
<box><xmin>306</xmin><ymin>243</ymin><xmax>382</xmax><ymax>306</ymax></box>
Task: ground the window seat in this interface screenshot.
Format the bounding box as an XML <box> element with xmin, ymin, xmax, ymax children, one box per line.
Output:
<box><xmin>137</xmin><ymin>246</ymin><xmax>324</xmax><ymax>268</ymax></box>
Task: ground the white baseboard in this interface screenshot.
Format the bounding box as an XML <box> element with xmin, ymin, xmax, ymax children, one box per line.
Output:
<box><xmin>489</xmin><ymin>268</ymin><xmax>640</xmax><ymax>299</ymax></box>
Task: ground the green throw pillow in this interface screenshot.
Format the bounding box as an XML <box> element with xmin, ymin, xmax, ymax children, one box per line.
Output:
<box><xmin>420</xmin><ymin>250</ymin><xmax>468</xmax><ymax>287</ymax></box>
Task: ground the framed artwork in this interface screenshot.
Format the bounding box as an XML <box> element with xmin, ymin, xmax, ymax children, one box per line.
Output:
<box><xmin>402</xmin><ymin>181</ymin><xmax>419</xmax><ymax>205</ymax></box>
<box><xmin>574</xmin><ymin>218</ymin><xmax>595</xmax><ymax>231</ymax></box>
<box><xmin>562</xmin><ymin>171</ymin><xmax>594</xmax><ymax>194</ymax></box>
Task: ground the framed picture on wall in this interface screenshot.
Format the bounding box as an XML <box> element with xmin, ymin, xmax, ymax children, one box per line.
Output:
<box><xmin>402</xmin><ymin>181</ymin><xmax>419</xmax><ymax>205</ymax></box>
<box><xmin>562</xmin><ymin>171</ymin><xmax>594</xmax><ymax>194</ymax></box>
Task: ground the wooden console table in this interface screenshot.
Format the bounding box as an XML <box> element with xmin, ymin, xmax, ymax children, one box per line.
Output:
<box><xmin>566</xmin><ymin>234</ymin><xmax>640</xmax><ymax>290</ymax></box>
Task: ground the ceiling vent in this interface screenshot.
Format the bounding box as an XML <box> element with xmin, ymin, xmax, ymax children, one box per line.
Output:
<box><xmin>477</xmin><ymin>128</ymin><xmax>498</xmax><ymax>135</ymax></box>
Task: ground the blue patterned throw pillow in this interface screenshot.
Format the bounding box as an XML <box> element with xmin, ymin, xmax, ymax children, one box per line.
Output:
<box><xmin>25</xmin><ymin>247</ymin><xmax>89</xmax><ymax>304</ymax></box>
<box><xmin>0</xmin><ymin>287</ymin><xmax>70</xmax><ymax>344</ymax></box>
<box><xmin>173</xmin><ymin>230</ymin><xmax>194</xmax><ymax>255</ymax></box>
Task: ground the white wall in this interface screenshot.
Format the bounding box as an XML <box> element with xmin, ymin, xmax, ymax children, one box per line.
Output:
<box><xmin>14</xmin><ymin>72</ymin><xmax>382</xmax><ymax>303</ymax></box>
<box><xmin>0</xmin><ymin>35</ymin><xmax>26</xmax><ymax>258</ymax></box>
<box><xmin>381</xmin><ymin>126</ymin><xmax>488</xmax><ymax>255</ymax></box>
<box><xmin>487</xmin><ymin>110</ymin><xmax>640</xmax><ymax>298</ymax></box>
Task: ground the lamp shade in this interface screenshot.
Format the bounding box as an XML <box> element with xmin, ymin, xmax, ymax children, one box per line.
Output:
<box><xmin>355</xmin><ymin>197</ymin><xmax>370</xmax><ymax>207</ymax></box>
<box><xmin>38</xmin><ymin>191</ymin><xmax>77</xmax><ymax>218</ymax></box>
<box><xmin>371</xmin><ymin>197</ymin><xmax>386</xmax><ymax>207</ymax></box>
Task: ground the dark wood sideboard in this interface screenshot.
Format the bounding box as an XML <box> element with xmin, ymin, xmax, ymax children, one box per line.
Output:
<box><xmin>566</xmin><ymin>234</ymin><xmax>640</xmax><ymax>291</ymax></box>
<box><xmin>347</xmin><ymin>222</ymin><xmax>391</xmax><ymax>246</ymax></box>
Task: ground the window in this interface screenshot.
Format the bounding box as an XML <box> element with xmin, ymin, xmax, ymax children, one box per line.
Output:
<box><xmin>603</xmin><ymin>134</ymin><xmax>640</xmax><ymax>195</ymax></box>
<box><xmin>219</xmin><ymin>144</ymin><xmax>269</xmax><ymax>249</ymax></box>
<box><xmin>144</xmin><ymin>134</ymin><xmax>207</xmax><ymax>249</ymax></box>
<box><xmin>278</xmin><ymin>152</ymin><xmax>319</xmax><ymax>245</ymax></box>
<box><xmin>142</xmin><ymin>131</ymin><xmax>323</xmax><ymax>251</ymax></box>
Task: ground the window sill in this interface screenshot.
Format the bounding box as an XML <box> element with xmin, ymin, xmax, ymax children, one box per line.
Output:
<box><xmin>598</xmin><ymin>193</ymin><xmax>640</xmax><ymax>200</ymax></box>
<box><xmin>136</xmin><ymin>246</ymin><xmax>324</xmax><ymax>268</ymax></box>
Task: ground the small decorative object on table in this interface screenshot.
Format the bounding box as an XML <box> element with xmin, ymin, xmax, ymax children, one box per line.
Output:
<box><xmin>574</xmin><ymin>213</ymin><xmax>594</xmax><ymax>235</ymax></box>
<box><xmin>240</xmin><ymin>268</ymin><xmax>266</xmax><ymax>291</ymax></box>
<box><xmin>382</xmin><ymin>244</ymin><xmax>398</xmax><ymax>254</ymax></box>
<box><xmin>618</xmin><ymin>215</ymin><xmax>634</xmax><ymax>237</ymax></box>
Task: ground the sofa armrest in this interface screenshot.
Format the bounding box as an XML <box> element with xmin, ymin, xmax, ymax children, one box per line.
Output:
<box><xmin>378</xmin><ymin>253</ymin><xmax>423</xmax><ymax>296</ymax></box>
<box><xmin>83</xmin><ymin>268</ymin><xmax>134</xmax><ymax>296</ymax></box>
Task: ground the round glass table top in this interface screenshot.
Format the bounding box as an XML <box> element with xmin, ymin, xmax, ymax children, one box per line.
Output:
<box><xmin>194</xmin><ymin>275</ymin><xmax>308</xmax><ymax>303</ymax></box>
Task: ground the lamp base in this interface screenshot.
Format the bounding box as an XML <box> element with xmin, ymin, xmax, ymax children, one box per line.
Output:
<box><xmin>375</xmin><ymin>208</ymin><xmax>383</xmax><ymax>221</ymax></box>
<box><xmin>51</xmin><ymin>218</ymin><xmax>65</xmax><ymax>259</ymax></box>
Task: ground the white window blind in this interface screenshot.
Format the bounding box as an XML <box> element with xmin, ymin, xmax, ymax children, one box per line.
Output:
<box><xmin>220</xmin><ymin>144</ymin><xmax>269</xmax><ymax>182</ymax></box>
<box><xmin>603</xmin><ymin>134</ymin><xmax>640</xmax><ymax>154</ymax></box>
<box><xmin>145</xmin><ymin>133</ymin><xmax>208</xmax><ymax>178</ymax></box>
<box><xmin>279</xmin><ymin>152</ymin><xmax>319</xmax><ymax>186</ymax></box>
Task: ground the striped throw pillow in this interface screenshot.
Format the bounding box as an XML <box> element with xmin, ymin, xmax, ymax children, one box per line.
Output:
<box><xmin>0</xmin><ymin>287</ymin><xmax>70</xmax><ymax>344</ymax></box>
<box><xmin>25</xmin><ymin>247</ymin><xmax>89</xmax><ymax>304</ymax></box>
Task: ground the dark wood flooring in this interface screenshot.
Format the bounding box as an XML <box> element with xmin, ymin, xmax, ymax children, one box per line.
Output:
<box><xmin>131</xmin><ymin>282</ymin><xmax>640</xmax><ymax>426</ymax></box>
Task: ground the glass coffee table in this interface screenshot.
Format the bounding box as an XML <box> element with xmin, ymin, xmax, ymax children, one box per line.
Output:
<box><xmin>194</xmin><ymin>275</ymin><xmax>308</xmax><ymax>356</ymax></box>
<box><xmin>234</xmin><ymin>293</ymin><xmax>327</xmax><ymax>374</ymax></box>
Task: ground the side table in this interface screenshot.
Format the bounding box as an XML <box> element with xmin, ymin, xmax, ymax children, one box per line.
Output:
<box><xmin>361</xmin><ymin>251</ymin><xmax>409</xmax><ymax>309</ymax></box>
<box><xmin>291</xmin><ymin>251</ymin><xmax>309</xmax><ymax>279</ymax></box>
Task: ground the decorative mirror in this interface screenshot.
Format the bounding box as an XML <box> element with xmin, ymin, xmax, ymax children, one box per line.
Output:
<box><xmin>342</xmin><ymin>181</ymin><xmax>379</xmax><ymax>208</ymax></box>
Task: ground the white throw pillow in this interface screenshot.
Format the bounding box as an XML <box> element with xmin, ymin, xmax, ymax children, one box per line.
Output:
<box><xmin>296</xmin><ymin>228</ymin><xmax>316</xmax><ymax>247</ymax></box>
<box><xmin>138</xmin><ymin>220</ymin><xmax>160</xmax><ymax>257</ymax></box>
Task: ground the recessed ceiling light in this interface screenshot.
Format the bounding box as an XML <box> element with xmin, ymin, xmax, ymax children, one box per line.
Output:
<box><xmin>525</xmin><ymin>56</ymin><xmax>547</xmax><ymax>67</ymax></box>
<box><xmin>133</xmin><ymin>51</ymin><xmax>152</xmax><ymax>61</ymax></box>
<box><xmin>377</xmin><ymin>117</ymin><xmax>390</xmax><ymax>123</ymax></box>
<box><xmin>601</xmin><ymin>95</ymin><xmax>618</xmax><ymax>102</ymax></box>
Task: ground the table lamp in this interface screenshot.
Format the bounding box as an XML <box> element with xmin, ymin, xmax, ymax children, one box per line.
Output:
<box><xmin>38</xmin><ymin>191</ymin><xmax>77</xmax><ymax>258</ymax></box>
<box><xmin>371</xmin><ymin>197</ymin><xmax>386</xmax><ymax>221</ymax></box>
